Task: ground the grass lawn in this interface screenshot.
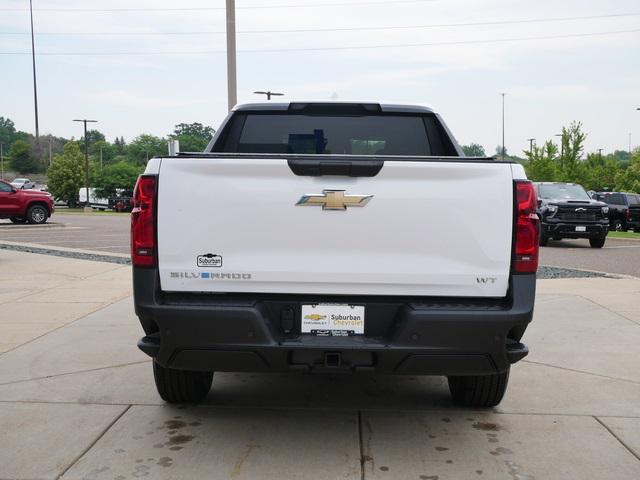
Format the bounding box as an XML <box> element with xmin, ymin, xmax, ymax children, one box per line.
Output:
<box><xmin>608</xmin><ymin>230</ymin><xmax>640</xmax><ymax>239</ymax></box>
<box><xmin>55</xmin><ymin>208</ymin><xmax>129</xmax><ymax>216</ymax></box>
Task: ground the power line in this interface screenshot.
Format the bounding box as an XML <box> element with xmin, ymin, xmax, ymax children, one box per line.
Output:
<box><xmin>0</xmin><ymin>0</ymin><xmax>437</xmax><ymax>13</ymax></box>
<box><xmin>1</xmin><ymin>27</ymin><xmax>638</xmax><ymax>55</ymax></box>
<box><xmin>2</xmin><ymin>12</ymin><xmax>638</xmax><ymax>36</ymax></box>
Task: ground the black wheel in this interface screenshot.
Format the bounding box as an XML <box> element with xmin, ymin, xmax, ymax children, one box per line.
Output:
<box><xmin>448</xmin><ymin>369</ymin><xmax>510</xmax><ymax>408</ymax></box>
<box><xmin>152</xmin><ymin>361</ymin><xmax>213</xmax><ymax>403</ymax></box>
<box><xmin>611</xmin><ymin>219</ymin><xmax>624</xmax><ymax>232</ymax></box>
<box><xmin>589</xmin><ymin>237</ymin><xmax>606</xmax><ymax>248</ymax></box>
<box><xmin>539</xmin><ymin>234</ymin><xmax>548</xmax><ymax>247</ymax></box>
<box><xmin>10</xmin><ymin>216</ymin><xmax>28</xmax><ymax>224</ymax></box>
<box><xmin>26</xmin><ymin>205</ymin><xmax>48</xmax><ymax>224</ymax></box>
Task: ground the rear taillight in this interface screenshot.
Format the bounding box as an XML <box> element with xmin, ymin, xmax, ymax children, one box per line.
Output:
<box><xmin>131</xmin><ymin>175</ymin><xmax>157</xmax><ymax>267</ymax></box>
<box><xmin>514</xmin><ymin>180</ymin><xmax>539</xmax><ymax>273</ymax></box>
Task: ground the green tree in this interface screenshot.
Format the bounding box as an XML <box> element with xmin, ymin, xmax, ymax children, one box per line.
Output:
<box><xmin>615</xmin><ymin>151</ymin><xmax>640</xmax><ymax>193</ymax></box>
<box><xmin>81</xmin><ymin>129</ymin><xmax>105</xmax><ymax>146</ymax></box>
<box><xmin>8</xmin><ymin>139</ymin><xmax>39</xmax><ymax>173</ymax></box>
<box><xmin>114</xmin><ymin>136</ymin><xmax>127</xmax><ymax>155</ymax></box>
<box><xmin>0</xmin><ymin>116</ymin><xmax>18</xmax><ymax>147</ymax></box>
<box><xmin>582</xmin><ymin>153</ymin><xmax>620</xmax><ymax>191</ymax></box>
<box><xmin>557</xmin><ymin>121</ymin><xmax>587</xmax><ymax>183</ymax></box>
<box><xmin>169</xmin><ymin>122</ymin><xmax>215</xmax><ymax>152</ymax></box>
<box><xmin>90</xmin><ymin>140</ymin><xmax>118</xmax><ymax>166</ymax></box>
<box><xmin>47</xmin><ymin>142</ymin><xmax>85</xmax><ymax>206</ymax></box>
<box><xmin>461</xmin><ymin>143</ymin><xmax>486</xmax><ymax>157</ymax></box>
<box><xmin>523</xmin><ymin>140</ymin><xmax>559</xmax><ymax>181</ymax></box>
<box><xmin>94</xmin><ymin>161</ymin><xmax>144</xmax><ymax>198</ymax></box>
<box><xmin>126</xmin><ymin>134</ymin><xmax>167</xmax><ymax>165</ymax></box>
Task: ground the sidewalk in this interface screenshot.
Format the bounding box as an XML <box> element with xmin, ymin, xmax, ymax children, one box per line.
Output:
<box><xmin>1</xmin><ymin>250</ymin><xmax>639</xmax><ymax>479</ymax></box>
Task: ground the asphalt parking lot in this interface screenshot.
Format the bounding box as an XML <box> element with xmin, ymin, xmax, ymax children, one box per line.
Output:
<box><xmin>1</xmin><ymin>250</ymin><xmax>639</xmax><ymax>479</ymax></box>
<box><xmin>1</xmin><ymin>213</ymin><xmax>639</xmax><ymax>276</ymax></box>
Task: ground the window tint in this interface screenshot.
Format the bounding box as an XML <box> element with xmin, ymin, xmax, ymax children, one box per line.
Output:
<box><xmin>606</xmin><ymin>194</ymin><xmax>626</xmax><ymax>205</ymax></box>
<box><xmin>0</xmin><ymin>182</ymin><xmax>12</xmax><ymax>193</ymax></box>
<box><xmin>538</xmin><ymin>184</ymin><xmax>590</xmax><ymax>201</ymax></box>
<box><xmin>220</xmin><ymin>113</ymin><xmax>451</xmax><ymax>156</ymax></box>
<box><xmin>628</xmin><ymin>195</ymin><xmax>640</xmax><ymax>206</ymax></box>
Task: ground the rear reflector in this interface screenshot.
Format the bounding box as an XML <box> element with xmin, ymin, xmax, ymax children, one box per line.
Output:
<box><xmin>514</xmin><ymin>180</ymin><xmax>539</xmax><ymax>273</ymax></box>
<box><xmin>131</xmin><ymin>175</ymin><xmax>157</xmax><ymax>267</ymax></box>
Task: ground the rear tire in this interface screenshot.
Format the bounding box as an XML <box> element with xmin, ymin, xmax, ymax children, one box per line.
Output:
<box><xmin>589</xmin><ymin>237</ymin><xmax>606</xmax><ymax>248</ymax></box>
<box><xmin>152</xmin><ymin>361</ymin><xmax>213</xmax><ymax>403</ymax></box>
<box><xmin>611</xmin><ymin>219</ymin><xmax>624</xmax><ymax>232</ymax></box>
<box><xmin>10</xmin><ymin>216</ymin><xmax>28</xmax><ymax>224</ymax></box>
<box><xmin>448</xmin><ymin>369</ymin><xmax>510</xmax><ymax>408</ymax></box>
<box><xmin>26</xmin><ymin>205</ymin><xmax>48</xmax><ymax>224</ymax></box>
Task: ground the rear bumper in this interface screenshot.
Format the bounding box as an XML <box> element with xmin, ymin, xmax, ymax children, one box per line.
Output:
<box><xmin>541</xmin><ymin>220</ymin><xmax>608</xmax><ymax>238</ymax></box>
<box><xmin>133</xmin><ymin>269</ymin><xmax>536</xmax><ymax>376</ymax></box>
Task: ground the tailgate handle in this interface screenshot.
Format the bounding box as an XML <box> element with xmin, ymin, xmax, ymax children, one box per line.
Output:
<box><xmin>287</xmin><ymin>159</ymin><xmax>383</xmax><ymax>177</ymax></box>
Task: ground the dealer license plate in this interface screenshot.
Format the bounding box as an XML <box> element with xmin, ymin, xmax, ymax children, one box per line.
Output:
<box><xmin>575</xmin><ymin>226</ymin><xmax>586</xmax><ymax>232</ymax></box>
<box><xmin>301</xmin><ymin>304</ymin><xmax>365</xmax><ymax>336</ymax></box>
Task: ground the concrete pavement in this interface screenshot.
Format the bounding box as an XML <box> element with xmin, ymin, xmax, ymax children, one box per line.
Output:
<box><xmin>1</xmin><ymin>251</ymin><xmax>640</xmax><ymax>479</ymax></box>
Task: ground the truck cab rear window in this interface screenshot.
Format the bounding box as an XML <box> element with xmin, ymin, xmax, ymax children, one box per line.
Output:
<box><xmin>214</xmin><ymin>113</ymin><xmax>457</xmax><ymax>156</ymax></box>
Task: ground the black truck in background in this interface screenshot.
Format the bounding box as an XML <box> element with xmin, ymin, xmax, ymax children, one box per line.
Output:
<box><xmin>535</xmin><ymin>182</ymin><xmax>609</xmax><ymax>248</ymax></box>
<box><xmin>592</xmin><ymin>192</ymin><xmax>640</xmax><ymax>232</ymax></box>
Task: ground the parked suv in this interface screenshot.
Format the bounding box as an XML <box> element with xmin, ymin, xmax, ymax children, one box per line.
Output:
<box><xmin>592</xmin><ymin>192</ymin><xmax>640</xmax><ymax>232</ymax></box>
<box><xmin>535</xmin><ymin>182</ymin><xmax>609</xmax><ymax>248</ymax></box>
<box><xmin>0</xmin><ymin>180</ymin><xmax>55</xmax><ymax>224</ymax></box>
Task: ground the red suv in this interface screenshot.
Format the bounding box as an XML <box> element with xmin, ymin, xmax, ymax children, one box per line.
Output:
<box><xmin>0</xmin><ymin>180</ymin><xmax>55</xmax><ymax>224</ymax></box>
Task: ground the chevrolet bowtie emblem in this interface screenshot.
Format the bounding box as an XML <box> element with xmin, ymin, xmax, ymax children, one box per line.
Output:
<box><xmin>296</xmin><ymin>190</ymin><xmax>373</xmax><ymax>211</ymax></box>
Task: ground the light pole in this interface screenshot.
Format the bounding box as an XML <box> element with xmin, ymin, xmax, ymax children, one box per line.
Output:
<box><xmin>0</xmin><ymin>143</ymin><xmax>4</xmax><ymax>180</ymax></box>
<box><xmin>226</xmin><ymin>0</ymin><xmax>237</xmax><ymax>111</ymax></box>
<box><xmin>598</xmin><ymin>148</ymin><xmax>603</xmax><ymax>161</ymax></box>
<box><xmin>73</xmin><ymin>119</ymin><xmax>98</xmax><ymax>212</ymax></box>
<box><xmin>48</xmin><ymin>138</ymin><xmax>52</xmax><ymax>167</ymax></box>
<box><xmin>527</xmin><ymin>138</ymin><xmax>535</xmax><ymax>155</ymax></box>
<box><xmin>500</xmin><ymin>93</ymin><xmax>506</xmax><ymax>160</ymax></box>
<box><xmin>254</xmin><ymin>91</ymin><xmax>284</xmax><ymax>100</ymax></box>
<box><xmin>555</xmin><ymin>133</ymin><xmax>564</xmax><ymax>161</ymax></box>
<box><xmin>29</xmin><ymin>0</ymin><xmax>40</xmax><ymax>147</ymax></box>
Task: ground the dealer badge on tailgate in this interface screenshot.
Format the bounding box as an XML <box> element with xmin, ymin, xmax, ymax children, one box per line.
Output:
<box><xmin>197</xmin><ymin>253</ymin><xmax>222</xmax><ymax>267</ymax></box>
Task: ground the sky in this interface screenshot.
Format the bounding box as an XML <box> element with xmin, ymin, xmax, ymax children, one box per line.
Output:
<box><xmin>1</xmin><ymin>0</ymin><xmax>639</xmax><ymax>156</ymax></box>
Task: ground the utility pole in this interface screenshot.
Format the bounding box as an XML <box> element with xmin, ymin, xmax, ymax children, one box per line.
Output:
<box><xmin>48</xmin><ymin>138</ymin><xmax>52</xmax><ymax>166</ymax></box>
<box><xmin>100</xmin><ymin>147</ymin><xmax>103</xmax><ymax>169</ymax></box>
<box><xmin>0</xmin><ymin>143</ymin><xmax>4</xmax><ymax>180</ymax></box>
<box><xmin>527</xmin><ymin>138</ymin><xmax>535</xmax><ymax>155</ymax></box>
<box><xmin>73</xmin><ymin>119</ymin><xmax>98</xmax><ymax>212</ymax></box>
<box><xmin>500</xmin><ymin>93</ymin><xmax>506</xmax><ymax>161</ymax></box>
<box><xmin>29</xmin><ymin>0</ymin><xmax>40</xmax><ymax>146</ymax></box>
<box><xmin>598</xmin><ymin>148</ymin><xmax>603</xmax><ymax>161</ymax></box>
<box><xmin>226</xmin><ymin>0</ymin><xmax>237</xmax><ymax>111</ymax></box>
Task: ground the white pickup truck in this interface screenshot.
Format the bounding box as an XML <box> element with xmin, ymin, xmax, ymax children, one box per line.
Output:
<box><xmin>132</xmin><ymin>101</ymin><xmax>539</xmax><ymax>407</ymax></box>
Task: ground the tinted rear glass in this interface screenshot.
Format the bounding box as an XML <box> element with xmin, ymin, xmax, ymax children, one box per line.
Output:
<box><xmin>538</xmin><ymin>184</ymin><xmax>590</xmax><ymax>201</ymax></box>
<box><xmin>215</xmin><ymin>112</ymin><xmax>458</xmax><ymax>156</ymax></box>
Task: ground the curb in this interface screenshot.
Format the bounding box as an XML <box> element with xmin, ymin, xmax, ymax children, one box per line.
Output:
<box><xmin>0</xmin><ymin>241</ymin><xmax>131</xmax><ymax>265</ymax></box>
<box><xmin>0</xmin><ymin>222</ymin><xmax>66</xmax><ymax>229</ymax></box>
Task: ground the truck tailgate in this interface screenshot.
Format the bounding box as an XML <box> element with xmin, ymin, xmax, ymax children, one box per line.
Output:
<box><xmin>157</xmin><ymin>157</ymin><xmax>514</xmax><ymax>297</ymax></box>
